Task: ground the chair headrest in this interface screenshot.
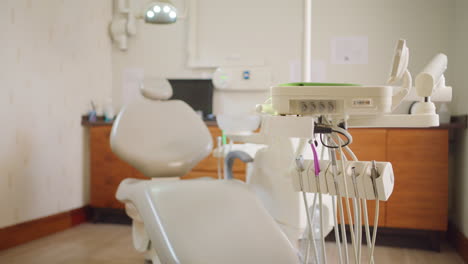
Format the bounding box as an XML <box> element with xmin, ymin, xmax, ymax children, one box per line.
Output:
<box><xmin>110</xmin><ymin>98</ymin><xmax>213</xmax><ymax>178</ymax></box>
<box><xmin>140</xmin><ymin>78</ymin><xmax>173</xmax><ymax>100</ymax></box>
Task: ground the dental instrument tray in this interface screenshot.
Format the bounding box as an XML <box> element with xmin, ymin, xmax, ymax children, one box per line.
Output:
<box><xmin>271</xmin><ymin>82</ymin><xmax>393</xmax><ymax>116</ymax></box>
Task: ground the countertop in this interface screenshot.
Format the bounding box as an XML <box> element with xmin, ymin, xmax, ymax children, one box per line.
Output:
<box><xmin>81</xmin><ymin>115</ymin><xmax>467</xmax><ymax>130</ymax></box>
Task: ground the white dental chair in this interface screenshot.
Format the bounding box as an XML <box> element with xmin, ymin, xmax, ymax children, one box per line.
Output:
<box><xmin>111</xmin><ymin>87</ymin><xmax>300</xmax><ymax>264</ymax></box>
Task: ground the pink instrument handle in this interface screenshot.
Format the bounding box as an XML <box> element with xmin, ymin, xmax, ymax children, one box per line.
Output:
<box><xmin>310</xmin><ymin>142</ymin><xmax>321</xmax><ymax>176</ymax></box>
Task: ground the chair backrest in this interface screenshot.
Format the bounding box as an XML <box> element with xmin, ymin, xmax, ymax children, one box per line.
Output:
<box><xmin>110</xmin><ymin>97</ymin><xmax>213</xmax><ymax>178</ymax></box>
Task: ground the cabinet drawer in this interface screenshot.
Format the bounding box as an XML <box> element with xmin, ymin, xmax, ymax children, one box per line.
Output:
<box><xmin>90</xmin><ymin>126</ymin><xmax>144</xmax><ymax>208</ymax></box>
<box><xmin>386</xmin><ymin>129</ymin><xmax>448</xmax><ymax>231</ymax></box>
<box><xmin>348</xmin><ymin>128</ymin><xmax>387</xmax><ymax>161</ymax></box>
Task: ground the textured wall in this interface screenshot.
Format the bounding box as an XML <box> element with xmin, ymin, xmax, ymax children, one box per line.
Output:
<box><xmin>0</xmin><ymin>0</ymin><xmax>113</xmax><ymax>228</ymax></box>
<box><xmin>111</xmin><ymin>0</ymin><xmax>455</xmax><ymax>113</ymax></box>
<box><xmin>310</xmin><ymin>0</ymin><xmax>454</xmax><ymax>85</ymax></box>
<box><xmin>110</xmin><ymin>0</ymin><xmax>303</xmax><ymax>109</ymax></box>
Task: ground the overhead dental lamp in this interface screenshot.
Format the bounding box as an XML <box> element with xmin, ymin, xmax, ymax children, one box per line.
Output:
<box><xmin>110</xmin><ymin>0</ymin><xmax>180</xmax><ymax>51</ymax></box>
<box><xmin>143</xmin><ymin>1</ymin><xmax>178</xmax><ymax>24</ymax></box>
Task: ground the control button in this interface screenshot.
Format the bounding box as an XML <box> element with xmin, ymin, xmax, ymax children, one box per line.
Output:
<box><xmin>318</xmin><ymin>102</ymin><xmax>326</xmax><ymax>112</ymax></box>
<box><xmin>328</xmin><ymin>102</ymin><xmax>335</xmax><ymax>112</ymax></box>
<box><xmin>309</xmin><ymin>102</ymin><xmax>316</xmax><ymax>112</ymax></box>
<box><xmin>300</xmin><ymin>102</ymin><xmax>308</xmax><ymax>113</ymax></box>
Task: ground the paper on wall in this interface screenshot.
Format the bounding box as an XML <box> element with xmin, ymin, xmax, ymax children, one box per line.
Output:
<box><xmin>331</xmin><ymin>36</ymin><xmax>368</xmax><ymax>65</ymax></box>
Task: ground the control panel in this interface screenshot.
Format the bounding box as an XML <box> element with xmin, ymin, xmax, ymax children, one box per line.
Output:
<box><xmin>290</xmin><ymin>100</ymin><xmax>338</xmax><ymax>115</ymax></box>
<box><xmin>271</xmin><ymin>85</ymin><xmax>393</xmax><ymax>116</ymax></box>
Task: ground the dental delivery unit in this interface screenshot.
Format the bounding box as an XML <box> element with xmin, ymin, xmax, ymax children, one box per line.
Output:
<box><xmin>109</xmin><ymin>39</ymin><xmax>452</xmax><ymax>264</ymax></box>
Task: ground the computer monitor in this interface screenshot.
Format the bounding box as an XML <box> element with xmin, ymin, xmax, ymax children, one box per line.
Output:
<box><xmin>167</xmin><ymin>79</ymin><xmax>214</xmax><ymax>120</ymax></box>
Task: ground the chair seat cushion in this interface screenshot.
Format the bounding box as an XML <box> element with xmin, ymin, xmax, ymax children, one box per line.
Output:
<box><xmin>116</xmin><ymin>178</ymin><xmax>300</xmax><ymax>264</ymax></box>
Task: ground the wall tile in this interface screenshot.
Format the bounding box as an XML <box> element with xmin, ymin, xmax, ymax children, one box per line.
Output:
<box><xmin>0</xmin><ymin>0</ymin><xmax>113</xmax><ymax>228</ymax></box>
<box><xmin>10</xmin><ymin>7</ymin><xmax>15</xmax><ymax>24</ymax></box>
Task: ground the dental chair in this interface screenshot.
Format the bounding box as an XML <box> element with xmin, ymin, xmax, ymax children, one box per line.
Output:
<box><xmin>111</xmin><ymin>87</ymin><xmax>300</xmax><ymax>264</ymax></box>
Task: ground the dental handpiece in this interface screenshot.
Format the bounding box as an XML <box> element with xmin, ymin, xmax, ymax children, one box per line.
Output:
<box><xmin>351</xmin><ymin>167</ymin><xmax>357</xmax><ymax>176</ymax></box>
<box><xmin>295</xmin><ymin>155</ymin><xmax>305</xmax><ymax>172</ymax></box>
<box><xmin>295</xmin><ymin>155</ymin><xmax>306</xmax><ymax>192</ymax></box>
<box><xmin>371</xmin><ymin>161</ymin><xmax>379</xmax><ymax>199</ymax></box>
<box><xmin>308</xmin><ymin>140</ymin><xmax>321</xmax><ymax>176</ymax></box>
<box><xmin>330</xmin><ymin>149</ymin><xmax>339</xmax><ymax>181</ymax></box>
<box><xmin>351</xmin><ymin>167</ymin><xmax>359</xmax><ymax>193</ymax></box>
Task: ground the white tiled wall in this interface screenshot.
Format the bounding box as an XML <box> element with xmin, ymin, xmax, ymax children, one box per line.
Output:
<box><xmin>0</xmin><ymin>0</ymin><xmax>113</xmax><ymax>228</ymax></box>
<box><xmin>111</xmin><ymin>0</ymin><xmax>454</xmax><ymax>113</ymax></box>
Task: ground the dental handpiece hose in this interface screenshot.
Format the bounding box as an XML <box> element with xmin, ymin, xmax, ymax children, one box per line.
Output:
<box><xmin>335</xmin><ymin>135</ymin><xmax>359</xmax><ymax>264</ymax></box>
<box><xmin>369</xmin><ymin>161</ymin><xmax>380</xmax><ymax>264</ymax></box>
<box><xmin>295</xmin><ymin>156</ymin><xmax>320</xmax><ymax>264</ymax></box>
<box><xmin>340</xmin><ymin>137</ymin><xmax>372</xmax><ymax>264</ymax></box>
<box><xmin>351</xmin><ymin>167</ymin><xmax>362</xmax><ymax>263</ymax></box>
<box><xmin>310</xmin><ymin>141</ymin><xmax>327</xmax><ymax>264</ymax></box>
<box><xmin>330</xmin><ymin>148</ymin><xmax>348</xmax><ymax>264</ymax></box>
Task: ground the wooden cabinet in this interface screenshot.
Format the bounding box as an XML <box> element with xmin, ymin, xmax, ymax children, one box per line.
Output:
<box><xmin>334</xmin><ymin>128</ymin><xmax>448</xmax><ymax>231</ymax></box>
<box><xmin>346</xmin><ymin>128</ymin><xmax>449</xmax><ymax>231</ymax></box>
<box><xmin>89</xmin><ymin>126</ymin><xmax>144</xmax><ymax>209</ymax></box>
<box><xmin>87</xmin><ymin>124</ymin><xmax>449</xmax><ymax>232</ymax></box>
<box><xmin>386</xmin><ymin>129</ymin><xmax>449</xmax><ymax>231</ymax></box>
<box><xmin>88</xmin><ymin>125</ymin><xmax>246</xmax><ymax>209</ymax></box>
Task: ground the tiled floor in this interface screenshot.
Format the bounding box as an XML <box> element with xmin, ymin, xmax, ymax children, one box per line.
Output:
<box><xmin>0</xmin><ymin>223</ymin><xmax>464</xmax><ymax>264</ymax></box>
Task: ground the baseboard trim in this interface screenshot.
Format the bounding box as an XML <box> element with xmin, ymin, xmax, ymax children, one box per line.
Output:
<box><xmin>90</xmin><ymin>207</ymin><xmax>131</xmax><ymax>225</ymax></box>
<box><xmin>325</xmin><ymin>225</ymin><xmax>443</xmax><ymax>251</ymax></box>
<box><xmin>0</xmin><ymin>206</ymin><xmax>90</xmax><ymax>251</ymax></box>
<box><xmin>447</xmin><ymin>221</ymin><xmax>468</xmax><ymax>263</ymax></box>
<box><xmin>4</xmin><ymin>206</ymin><xmax>464</xmax><ymax>258</ymax></box>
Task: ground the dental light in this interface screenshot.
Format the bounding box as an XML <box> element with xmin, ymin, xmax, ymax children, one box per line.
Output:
<box><xmin>110</xmin><ymin>0</ymin><xmax>180</xmax><ymax>51</ymax></box>
<box><xmin>144</xmin><ymin>1</ymin><xmax>178</xmax><ymax>24</ymax></box>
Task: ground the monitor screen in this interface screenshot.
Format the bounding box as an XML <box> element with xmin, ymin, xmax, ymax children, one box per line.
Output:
<box><xmin>167</xmin><ymin>79</ymin><xmax>214</xmax><ymax>120</ymax></box>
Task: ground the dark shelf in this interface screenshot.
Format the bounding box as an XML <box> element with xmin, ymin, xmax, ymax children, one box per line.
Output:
<box><xmin>81</xmin><ymin>115</ymin><xmax>218</xmax><ymax>127</ymax></box>
<box><xmin>82</xmin><ymin>115</ymin><xmax>468</xmax><ymax>130</ymax></box>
